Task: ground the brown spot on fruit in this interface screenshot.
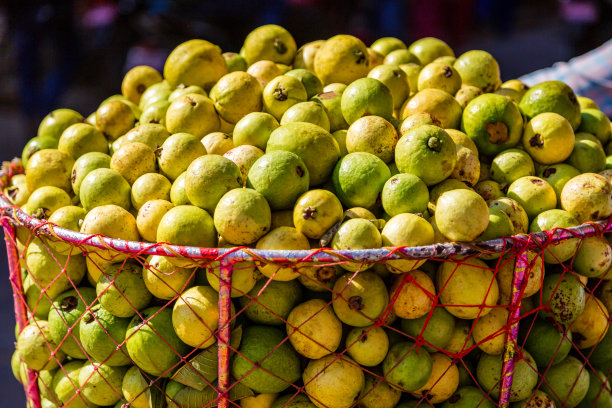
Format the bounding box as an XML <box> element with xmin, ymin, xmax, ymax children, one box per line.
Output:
<box><xmin>530</xmin><ymin>178</ymin><xmax>544</xmax><ymax>185</ymax></box>
<box><xmin>137</xmin><ymin>84</ymin><xmax>146</xmax><ymax>94</ymax></box>
<box><xmin>60</xmin><ymin>296</ymin><xmax>78</xmax><ymax>312</ymax></box>
<box><xmin>427</xmin><ymin>137</ymin><xmax>442</xmax><ymax>152</ymax></box>
<box><xmin>449</xmin><ymin>394</ymin><xmax>461</xmax><ymax>403</ymax></box>
<box><xmin>83</xmin><ymin>312</ymin><xmax>95</xmax><ymax>324</ymax></box>
<box><xmin>6</xmin><ymin>186</ymin><xmax>18</xmax><ymax>200</ymax></box>
<box><xmin>273</xmin><ymin>86</ymin><xmax>287</xmax><ymax>101</ymax></box>
<box><xmin>485</xmin><ymin>121</ymin><xmax>509</xmax><ymax>144</ymax></box>
<box><xmin>316</xmin><ymin>266</ymin><xmax>335</xmax><ymax>282</ymax></box>
<box><xmin>273</xmin><ymin>38</ymin><xmax>287</xmax><ymax>55</ymax></box>
<box><xmin>592</xmin><ymin>211</ymin><xmax>599</xmax><ymax>219</ymax></box>
<box><xmin>542</xmin><ymin>167</ymin><xmax>557</xmax><ymax>178</ymax></box>
<box><xmin>391</xmin><ymin>177</ymin><xmax>399</xmax><ymax>185</ymax></box>
<box><xmin>355</xmin><ymin>50</ymin><xmax>367</xmax><ymax>65</ymax></box>
<box><xmin>296</xmin><ymin>166</ymin><xmax>304</xmax><ymax>177</ymax></box>
<box><xmin>529</xmin><ymin>133</ymin><xmax>544</xmax><ymax>148</ymax></box>
<box><xmin>348</xmin><ymin>296</ymin><xmax>364</xmax><ymax>311</ymax></box>
<box><xmin>443</xmin><ymin>66</ymin><xmax>452</xmax><ymax>78</ymax></box>
<box><xmin>302</xmin><ymin>207</ymin><xmax>317</xmax><ymax>220</ymax></box>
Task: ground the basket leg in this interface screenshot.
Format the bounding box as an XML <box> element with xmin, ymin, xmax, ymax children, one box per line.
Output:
<box><xmin>498</xmin><ymin>251</ymin><xmax>529</xmax><ymax>407</ymax></box>
<box><xmin>218</xmin><ymin>257</ymin><xmax>234</xmax><ymax>408</ymax></box>
<box><xmin>2</xmin><ymin>220</ymin><xmax>41</xmax><ymax>408</ymax></box>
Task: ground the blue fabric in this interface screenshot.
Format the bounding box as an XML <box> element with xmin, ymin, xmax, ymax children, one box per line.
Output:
<box><xmin>519</xmin><ymin>39</ymin><xmax>612</xmax><ymax>117</ymax></box>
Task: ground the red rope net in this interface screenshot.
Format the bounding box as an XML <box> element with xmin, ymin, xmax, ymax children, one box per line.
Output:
<box><xmin>3</xmin><ymin>160</ymin><xmax>612</xmax><ymax>408</ymax></box>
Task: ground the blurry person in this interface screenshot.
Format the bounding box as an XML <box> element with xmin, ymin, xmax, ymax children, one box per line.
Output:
<box><xmin>519</xmin><ymin>38</ymin><xmax>612</xmax><ymax>117</ymax></box>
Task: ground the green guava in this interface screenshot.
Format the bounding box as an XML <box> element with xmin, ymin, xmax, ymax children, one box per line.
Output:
<box><xmin>285</xmin><ymin>68</ymin><xmax>323</xmax><ymax>98</ymax></box>
<box><xmin>232</xmin><ymin>325</ymin><xmax>301</xmax><ymax>394</ymax></box>
<box><xmin>17</xmin><ymin>321</ymin><xmax>65</xmax><ymax>371</ymax></box>
<box><xmin>286</xmin><ymin>298</ymin><xmax>342</xmax><ymax>359</ymax></box>
<box><xmin>96</xmin><ymin>100</ymin><xmax>136</xmax><ymax>140</ymax></box>
<box><xmin>238</xmin><ymin>278</ymin><xmax>302</xmax><ymax>325</ymax></box>
<box><xmin>490</xmin><ymin>149</ymin><xmax>535</xmax><ymax>187</ymax></box>
<box><xmin>332</xmin><ymin>271</ymin><xmax>388</xmax><ymax>326</ymax></box>
<box><xmin>242</xmin><ymin>24</ymin><xmax>296</xmax><ymax>65</ymax></box>
<box><xmin>358</xmin><ymin>373</ymin><xmax>402</xmax><ymax>408</ymax></box>
<box><xmin>293</xmin><ymin>189</ymin><xmax>344</xmax><ymax>239</ymax></box>
<box><xmin>522</xmin><ymin>317</ymin><xmax>573</xmax><ymax>368</ymax></box>
<box><xmin>166</xmin><ymin>93</ymin><xmax>220</xmax><ymax>138</ymax></box>
<box><xmin>383</xmin><ymin>341</ymin><xmax>432</xmax><ymax>392</ymax></box>
<box><xmin>26</xmin><ymin>148</ymin><xmax>75</xmax><ymax>193</ymax></box>
<box><xmin>568</xmin><ymin>135</ymin><xmax>607</xmax><ymax>173</ymax></box>
<box><xmin>345</xmin><ymin>325</ymin><xmax>389</xmax><ymax>366</ymax></box>
<box><xmin>311</xmin><ymin>91</ymin><xmax>349</xmax><ymax>133</ymax></box>
<box><xmin>519</xmin><ymin>80</ymin><xmax>582</xmax><ymax>130</ymax></box>
<box><xmin>523</xmin><ymin>112</ymin><xmax>575</xmax><ymax>164</ymax></box>
<box><xmin>561</xmin><ymin>173</ymin><xmax>612</xmax><ymax>223</ymax></box>
<box><xmin>303</xmin><ymin>354</ymin><xmax>365</xmax><ymax>408</ymax></box>
<box><xmin>314</xmin><ymin>34</ymin><xmax>369</xmax><ymax>85</ymax></box>
<box><xmin>476</xmin><ymin>350</ymin><xmax>538</xmax><ymax>401</ymax></box>
<box><xmin>418</xmin><ymin>62</ymin><xmax>462</xmax><ymax>95</ymax></box>
<box><xmin>22</xmin><ymin>136</ymin><xmax>59</xmax><ymax>167</ymax></box>
<box><xmin>25</xmin><ymin>185</ymin><xmax>72</xmax><ymax>219</ymax></box>
<box><xmin>164</xmin><ymin>39</ymin><xmax>226</xmax><ymax>90</ymax></box>
<box><xmin>368</xmin><ymin>64</ymin><xmax>409</xmax><ymax>109</ymax></box>
<box><xmin>506</xmin><ymin>176</ymin><xmax>557</xmax><ymax>219</ymax></box>
<box><xmin>441</xmin><ymin>386</ymin><xmax>496</xmax><ymax>408</ymax></box>
<box><xmin>454</xmin><ymin>50</ymin><xmax>501</xmax><ymax>92</ymax></box>
<box><xmin>130</xmin><ymin>172</ymin><xmax>171</xmax><ymax>210</ymax></box>
<box><xmin>382</xmin><ymin>173</ymin><xmax>429</xmax><ymax>216</ymax></box>
<box><xmin>263</xmin><ymin>75</ymin><xmax>308</xmax><ymax>120</ymax></box>
<box><xmin>346</xmin><ymin>115</ymin><xmax>398</xmax><ymax>163</ymax></box>
<box><xmin>400</xmin><ymin>88</ymin><xmax>462</xmax><ymax>129</ymax></box>
<box><xmin>574</xmin><ymin>236</ymin><xmax>612</xmax><ymax>277</ymax></box>
<box><xmin>213</xmin><ymin>188</ymin><xmax>272</xmax><ymax>245</ymax></box>
<box><xmin>58</xmin><ymin>123</ymin><xmax>108</xmax><ymax>159</ymax></box>
<box><xmin>139</xmin><ymin>99</ymin><xmax>170</xmax><ymax>126</ymax></box>
<box><xmin>157</xmin><ymin>132</ymin><xmax>207</xmax><ymax>181</ymax></box>
<box><xmin>211</xmin><ymin>71</ymin><xmax>263</xmax><ymax>124</ymax></box>
<box><xmin>96</xmin><ymin>261</ymin><xmax>152</xmax><ymax>318</ymax></box>
<box><xmin>170</xmin><ymin>172</ymin><xmax>190</xmax><ymax>206</ymax></box>
<box><xmin>71</xmin><ymin>151</ymin><xmax>111</xmax><ymax>196</ymax></box>
<box><xmin>331</xmin><ymin>218</ymin><xmax>382</xmax><ymax>271</ymax></box>
<box><xmin>408</xmin><ymin>37</ymin><xmax>454</xmax><ymax>65</ymax></box>
<box><xmin>184</xmin><ymin>154</ymin><xmax>242</xmax><ymax>213</ymax></box>
<box><xmin>542</xmin><ymin>272</ymin><xmax>586</xmax><ymax>327</ymax></box>
<box><xmin>462</xmin><ymin>93</ymin><xmax>523</xmax><ymax>156</ymax></box>
<box><xmin>434</xmin><ymin>189</ymin><xmax>489</xmax><ymax>241</ymax></box>
<box><xmin>529</xmin><ymin>209</ymin><xmax>581</xmax><ymax>263</ymax></box>
<box><xmin>79</xmin><ymin>362</ymin><xmax>128</xmax><ymax>406</ymax></box>
<box><xmin>79</xmin><ymin>168</ymin><xmax>131</xmax><ymax>211</ymax></box>
<box><xmin>401</xmin><ymin>306</ymin><xmax>456</xmax><ymax>352</ymax></box>
<box><xmin>48</xmin><ymin>287</ymin><xmax>96</xmax><ymax>359</ymax></box>
<box><xmin>578</xmin><ymin>108</ymin><xmax>611</xmax><ymax>144</ymax></box>
<box><xmin>371</xmin><ymin>37</ymin><xmax>407</xmax><ymax>57</ymax></box>
<box><xmin>542</xmin><ymin>356</ymin><xmax>590</xmax><ymax>407</ymax></box>
<box><xmin>38</xmin><ymin>108</ymin><xmax>84</xmax><ymax>141</ymax></box>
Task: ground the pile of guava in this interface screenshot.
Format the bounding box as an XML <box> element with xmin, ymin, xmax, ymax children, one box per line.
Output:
<box><xmin>8</xmin><ymin>24</ymin><xmax>612</xmax><ymax>408</ymax></box>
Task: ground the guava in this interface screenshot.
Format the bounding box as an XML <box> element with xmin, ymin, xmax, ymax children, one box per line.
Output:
<box><xmin>122</xmin><ymin>123</ymin><xmax>170</xmax><ymax>150</ymax></box>
<box><xmin>450</xmin><ymin>145</ymin><xmax>480</xmax><ymax>186</ymax></box>
<box><xmin>238</xmin><ymin>278</ymin><xmax>302</xmax><ymax>325</ymax></box>
<box><xmin>539</xmin><ymin>163</ymin><xmax>581</xmax><ymax>205</ymax></box>
<box><xmin>578</xmin><ymin>95</ymin><xmax>600</xmax><ymax>110</ymax></box>
<box><xmin>519</xmin><ymin>80</ymin><xmax>582</xmax><ymax>130</ymax></box>
<box><xmin>58</xmin><ymin>123</ymin><xmax>108</xmax><ymax>159</ymax></box>
<box><xmin>384</xmin><ymin>49</ymin><xmax>419</xmax><ymax>66</ymax></box>
<box><xmin>371</xmin><ymin>37</ymin><xmax>407</xmax><ymax>56</ymax></box>
<box><xmin>172</xmin><ymin>285</ymin><xmax>222</xmax><ymax>349</ymax></box>
<box><xmin>331</xmin><ymin>218</ymin><xmax>382</xmax><ymax>271</ymax></box>
<box><xmin>523</xmin><ymin>112</ymin><xmax>575</xmax><ymax>164</ymax></box>
<box><xmin>541</xmin><ymin>273</ymin><xmax>586</xmax><ymax>327</ymax></box>
<box><xmin>247</xmin><ymin>60</ymin><xmax>282</xmax><ymax>89</ymax></box>
<box><xmin>79</xmin><ymin>168</ymin><xmax>131</xmax><ymax>210</ymax></box>
<box><xmin>456</xmin><ymin>86</ymin><xmax>485</xmax><ymax>112</ymax></box>
<box><xmin>164</xmin><ymin>39</ymin><xmax>226</xmax><ymax>90</ymax></box>
<box><xmin>489</xmin><ymin>197</ymin><xmax>529</xmax><ymax>234</ymax></box>
<box><xmin>223</xmin><ymin>51</ymin><xmax>247</xmax><ymax>72</ymax></box>
<box><xmin>506</xmin><ymin>176</ymin><xmax>556</xmax><ymax>219</ymax></box>
<box><xmin>293</xmin><ymin>39</ymin><xmax>325</xmax><ymax>71</ymax></box>
<box><xmin>514</xmin><ymin>390</ymin><xmax>557</xmax><ymax>408</ymax></box>
<box><xmin>247</xmin><ymin>150</ymin><xmax>309</xmax><ymax>210</ymax></box>
<box><xmin>461</xmin><ymin>93</ymin><xmax>523</xmax><ymax>156</ymax></box>
<box><xmin>96</xmin><ymin>100</ymin><xmax>136</xmax><ymax>140</ymax></box>
<box><xmin>26</xmin><ymin>237</ymin><xmax>86</xmax><ymax>293</ymax></box>
<box><xmin>444</xmin><ymin>319</ymin><xmax>475</xmax><ymax>355</ymax></box>
<box><xmin>263</xmin><ymin>74</ymin><xmax>308</xmax><ymax>120</ymax></box>
<box><xmin>367</xmin><ymin>64</ymin><xmax>409</xmax><ymax>109</ymax></box>
<box><xmin>139</xmin><ymin>99</ymin><xmax>170</xmax><ymax>126</ymax></box>
<box><xmin>396</xmin><ymin>125</ymin><xmax>456</xmax><ymax>185</ymax></box>
<box><xmin>79</xmin><ymin>362</ymin><xmax>128</xmax><ymax>406</ymax></box>
<box><xmin>170</xmin><ymin>172</ymin><xmax>189</xmax><ymax>206</ymax></box>
<box><xmin>156</xmin><ymin>133</ymin><xmax>205</xmax><ymax>181</ymax></box>
<box><xmin>293</xmin><ymin>189</ymin><xmax>343</xmax><ymax>239</ymax></box>
<box><xmin>454</xmin><ymin>50</ymin><xmax>501</xmax><ymax>92</ymax></box>
<box><xmin>476</xmin><ymin>351</ymin><xmax>538</xmax><ymax>401</ymax></box>
<box><xmin>47</xmin><ymin>287</ymin><xmax>96</xmax><ymax>359</ymax></box>
<box><xmin>437</xmin><ymin>258</ymin><xmax>499</xmax><ymax>319</ymax></box>
<box><xmin>381</xmin><ymin>213</ymin><xmax>434</xmax><ymax>272</ymax></box>
<box><xmin>206</xmin><ymin>244</ymin><xmax>258</xmax><ymax>298</ymax></box>
<box><xmin>471</xmin><ymin>307</ymin><xmax>509</xmax><ymax>355</ymax></box>
<box><xmin>408</xmin><ymin>37</ymin><xmax>454</xmax><ymax>65</ymax></box>
<box><xmin>401</xmin><ymin>306</ymin><xmax>456</xmax><ymax>352</ymax></box>
<box><xmin>311</xmin><ymin>91</ymin><xmax>349</xmax><ymax>133</ymax></box>
<box><xmin>156</xmin><ymin>205</ymin><xmax>217</xmax><ymax>265</ymax></box>
<box><xmin>542</xmin><ymin>356</ymin><xmax>590</xmax><ymax>407</ymax></box>
<box><xmin>434</xmin><ymin>189</ymin><xmax>489</xmax><ymax>241</ymax></box>
<box><xmin>233</xmin><ymin>111</ymin><xmax>279</xmax><ymax>150</ymax></box>
<box><xmin>529</xmin><ymin>209</ymin><xmax>581</xmax><ymax>263</ymax></box>
<box><xmin>561</xmin><ymin>173</ymin><xmax>612</xmax><ymax>223</ymax></box>
<box><xmin>390</xmin><ymin>270</ymin><xmax>435</xmax><ymax>319</ymax></box>
<box><xmin>523</xmin><ymin>318</ymin><xmax>572</xmax><ymax>371</ymax></box>
<box><xmin>332</xmin><ymin>270</ymin><xmax>388</xmax><ymax>326</ymax></box>
<box><xmin>267</xmin><ymin>122</ymin><xmax>341</xmax><ymax>186</ymax></box>
<box><xmin>214</xmin><ymin>188</ymin><xmax>272</xmax><ymax>245</ymax></box>
<box><xmin>256</xmin><ymin>227</ymin><xmax>310</xmax><ymax>280</ymax></box>
<box><xmin>340</xmin><ymin>77</ymin><xmax>393</xmax><ymax>125</ymax></box>
<box><xmin>477</xmin><ymin>207</ymin><xmax>514</xmax><ymax>244</ymax></box>
<box><xmin>399</xmin><ymin>112</ymin><xmax>442</xmax><ymax>135</ymax></box>
<box><xmin>242</xmin><ymin>24</ymin><xmax>296</xmax><ymax>65</ymax></box>
<box><xmin>142</xmin><ymin>254</ymin><xmax>195</xmax><ymax>300</ymax></box>
<box><xmin>184</xmin><ymin>154</ymin><xmax>242</xmax><ymax>212</ymax></box>
<box><xmin>577</xmin><ymin>369</ymin><xmax>612</xmax><ymax>408</ymax></box>
<box><xmin>567</xmin><ymin>134</ymin><xmax>607</xmax><ymax>173</ymax></box>
<box><xmin>26</xmin><ymin>148</ymin><xmax>75</xmax><ymax>193</ymax></box>
<box><xmin>314</xmin><ymin>34</ymin><xmax>369</xmax><ymax>85</ymax></box>
<box><xmin>232</xmin><ymin>325</ymin><xmax>301</xmax><ymax>394</ymax></box>
<box><xmin>411</xmin><ymin>353</ymin><xmax>459</xmax><ymax>404</ymax></box>
<box><xmin>285</xmin><ymin>68</ymin><xmax>323</xmax><ymax>99</ymax></box>
<box><xmin>569</xmin><ymin>294</ymin><xmax>609</xmax><ymax>349</ymax></box>
<box><xmin>138</xmin><ymin>80</ymin><xmax>171</xmax><ymax>110</ymax></box>
<box><xmin>400</xmin><ymin>88</ymin><xmax>462</xmax><ymax>129</ymax></box>
<box><xmin>121</xmin><ymin>365</ymin><xmax>153</xmax><ymax>408</ymax></box>
<box><xmin>71</xmin><ymin>151</ymin><xmax>111</xmax><ymax>196</ymax></box>
<box><xmin>211</xmin><ymin>71</ymin><xmax>263</xmax><ymax>124</ymax></box>
<box><xmin>110</xmin><ymin>141</ymin><xmax>156</xmax><ymax>185</ymax></box>
<box><xmin>383</xmin><ymin>341</ymin><xmax>432</xmax><ymax>392</ymax></box>
<box><xmin>126</xmin><ymin>306</ymin><xmax>190</xmax><ymax>376</ymax></box>
<box><xmin>25</xmin><ymin>185</ymin><xmax>72</xmax><ymax>219</ymax></box>
<box><xmin>21</xmin><ymin>136</ymin><xmax>58</xmax><ymax>169</ymax></box>
<box><xmin>574</xmin><ymin>236</ymin><xmax>612</xmax><ymax>278</ymax></box>
<box><xmin>121</xmin><ymin>65</ymin><xmax>162</xmax><ymax>104</ymax></box>
<box><xmin>381</xmin><ymin>173</ymin><xmax>429</xmax><ymax>216</ymax></box>
<box><xmin>280</xmin><ymin>101</ymin><xmax>330</xmax><ymax>131</ymax></box>
<box><xmin>17</xmin><ymin>321</ymin><xmax>65</xmax><ymax>371</ymax></box>
<box><xmin>80</xmin><ymin>304</ymin><xmax>131</xmax><ymax>366</ymax></box>
<box><xmin>303</xmin><ymin>354</ymin><xmax>365</xmax><ymax>408</ymax></box>
<box><xmin>345</xmin><ymin>115</ymin><xmax>397</xmax><ymax>163</ymax></box>
<box><xmin>441</xmin><ymin>386</ymin><xmax>496</xmax><ymax>408</ymax></box>
<box><xmin>224</xmin><ymin>145</ymin><xmax>265</xmax><ymax>183</ymax></box>
<box><xmin>418</xmin><ymin>62</ymin><xmax>461</xmax><ymax>95</ymax></box>
<box><xmin>474</xmin><ymin>180</ymin><xmax>504</xmax><ymax>201</ymax></box>
<box><xmin>286</xmin><ymin>298</ymin><xmax>342</xmax><ymax>359</ymax></box>
<box><xmin>490</xmin><ymin>149</ymin><xmax>535</xmax><ymax>187</ymax></box>
<box><xmin>38</xmin><ymin>108</ymin><xmax>84</xmax><ymax>141</ymax></box>
<box><xmin>96</xmin><ymin>261</ymin><xmax>152</xmax><ymax>318</ymax></box>
<box><xmin>166</xmin><ymin>93</ymin><xmax>220</xmax><ymax>138</ymax></box>
<box><xmin>578</xmin><ymin>108</ymin><xmax>611</xmax><ymax>144</ymax></box>
<box><xmin>345</xmin><ymin>325</ymin><xmax>389</xmax><ymax>366</ymax></box>
<box><xmin>358</xmin><ymin>373</ymin><xmax>402</xmax><ymax>408</ymax></box>
<box><xmin>51</xmin><ymin>360</ymin><xmax>94</xmax><ymax>408</ymax></box>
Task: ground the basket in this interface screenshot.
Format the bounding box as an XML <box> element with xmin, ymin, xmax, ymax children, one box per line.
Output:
<box><xmin>3</xmin><ymin>162</ymin><xmax>612</xmax><ymax>408</ymax></box>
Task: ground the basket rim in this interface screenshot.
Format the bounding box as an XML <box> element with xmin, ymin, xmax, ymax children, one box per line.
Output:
<box><xmin>2</xmin><ymin>196</ymin><xmax>610</xmax><ymax>263</ymax></box>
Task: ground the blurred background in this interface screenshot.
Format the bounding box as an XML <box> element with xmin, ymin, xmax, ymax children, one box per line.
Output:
<box><xmin>0</xmin><ymin>0</ymin><xmax>610</xmax><ymax>405</ymax></box>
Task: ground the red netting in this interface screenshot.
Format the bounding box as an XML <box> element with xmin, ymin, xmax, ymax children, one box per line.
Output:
<box><xmin>3</xmin><ymin>160</ymin><xmax>612</xmax><ymax>408</ymax></box>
